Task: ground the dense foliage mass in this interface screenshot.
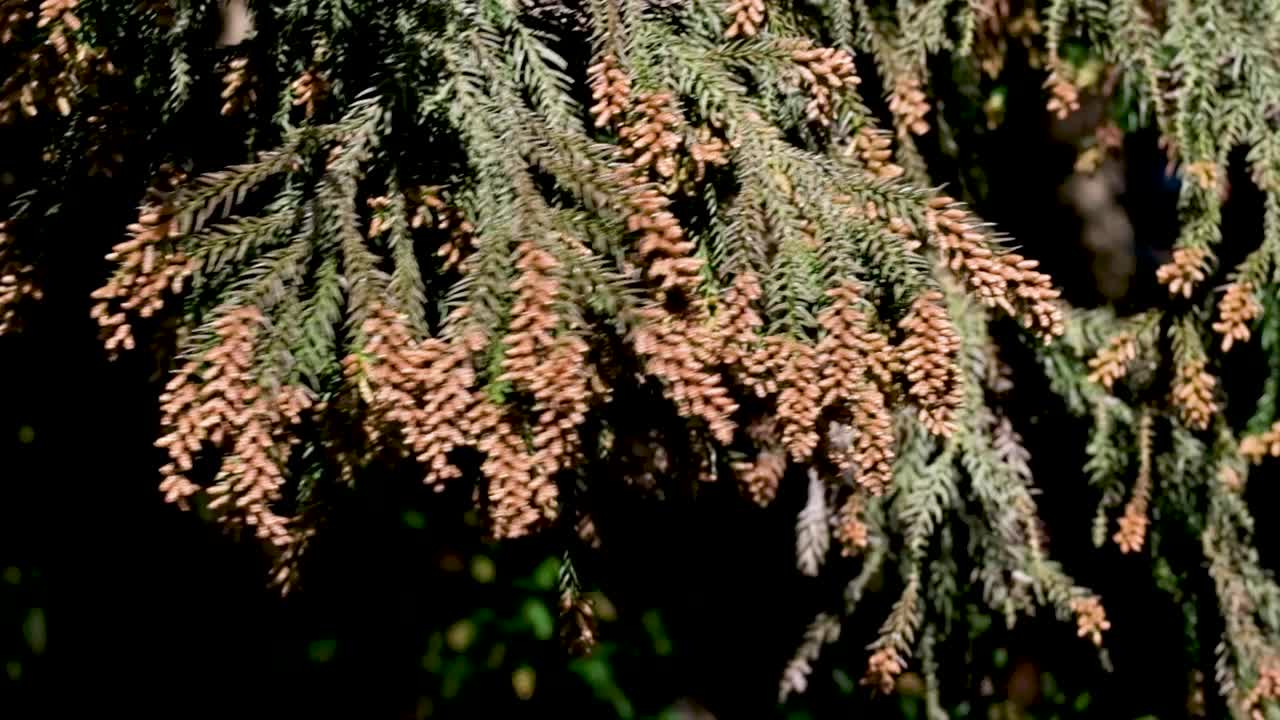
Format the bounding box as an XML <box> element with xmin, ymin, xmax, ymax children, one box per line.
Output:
<box><xmin>4</xmin><ymin>0</ymin><xmax>1280</xmax><ymax>716</ymax></box>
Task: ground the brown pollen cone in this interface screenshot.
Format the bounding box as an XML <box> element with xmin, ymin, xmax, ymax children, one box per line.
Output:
<box><xmin>1069</xmin><ymin>595</ymin><xmax>1110</xmax><ymax>646</ymax></box>
<box><xmin>633</xmin><ymin>304</ymin><xmax>738</xmax><ymax>445</ymax></box>
<box><xmin>817</xmin><ymin>283</ymin><xmax>895</xmax><ymax>494</ymax></box>
<box><xmin>852</xmin><ymin>126</ymin><xmax>905</xmax><ymax>180</ymax></box>
<box><xmin>787</xmin><ymin>40</ymin><xmax>859</xmax><ymax>126</ymax></box>
<box><xmin>90</xmin><ymin>172</ymin><xmax>197</xmax><ymax>355</ymax></box>
<box><xmin>0</xmin><ymin>222</ymin><xmax>42</xmax><ymax>334</ymax></box>
<box><xmin>1239</xmin><ymin>421</ymin><xmax>1280</xmax><ymax>464</ymax></box>
<box><xmin>155</xmin><ymin>306</ymin><xmax>312</xmax><ymax>547</ymax></box>
<box><xmin>724</xmin><ymin>0</ymin><xmax>765</xmax><ymax>38</ymax></box>
<box><xmin>1086</xmin><ymin>333</ymin><xmax>1137</xmax><ymax>390</ymax></box>
<box><xmin>1113</xmin><ymin>412</ymin><xmax>1153</xmax><ymax>553</ymax></box>
<box><xmin>926</xmin><ymin>196</ymin><xmax>1064</xmax><ymax>341</ymax></box>
<box><xmin>220</xmin><ymin>56</ymin><xmax>254</xmax><ymax>116</ymax></box>
<box><xmin>897</xmin><ymin>291</ymin><xmax>963</xmax><ymax>437</ymax></box>
<box><xmin>588</xmin><ymin>54</ymin><xmax>631</xmax><ymax>129</ymax></box>
<box><xmin>732</xmin><ymin>417</ymin><xmax>787</xmax><ymax>506</ymax></box>
<box><xmin>1172</xmin><ymin>358</ymin><xmax>1217</xmax><ymax>431</ymax></box>
<box><xmin>1156</xmin><ymin>247</ymin><xmax>1209</xmax><ymax>299</ymax></box>
<box><xmin>834</xmin><ymin>493</ymin><xmax>870</xmax><ymax>554</ymax></box>
<box><xmin>1213</xmin><ymin>281</ymin><xmax>1262</xmax><ymax>352</ymax></box>
<box><xmin>889</xmin><ymin>74</ymin><xmax>929</xmax><ymax>137</ymax></box>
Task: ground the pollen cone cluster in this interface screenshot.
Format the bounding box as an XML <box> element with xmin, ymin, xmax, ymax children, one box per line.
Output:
<box><xmin>897</xmin><ymin>291</ymin><xmax>963</xmax><ymax>437</ymax></box>
<box><xmin>732</xmin><ymin>417</ymin><xmax>787</xmax><ymax>505</ymax></box>
<box><xmin>1240</xmin><ymin>421</ymin><xmax>1280</xmax><ymax>464</ymax></box>
<box><xmin>1069</xmin><ymin>595</ymin><xmax>1110</xmax><ymax>646</ymax></box>
<box><xmin>220</xmin><ymin>56</ymin><xmax>254</xmax><ymax>116</ymax></box>
<box><xmin>90</xmin><ymin>174</ymin><xmax>197</xmax><ymax>354</ymax></box>
<box><xmin>1087</xmin><ymin>332</ymin><xmax>1137</xmax><ymax>390</ymax></box>
<box><xmin>479</xmin><ymin>407</ymin><xmax>556</xmax><ymax>539</ymax></box>
<box><xmin>715</xmin><ymin>272</ymin><xmax>764</xmax><ymax>365</ymax></box>
<box><xmin>852</xmin><ymin>127</ymin><xmax>905</xmax><ymax>180</ymax></box>
<box><xmin>1213</xmin><ymin>281</ymin><xmax>1262</xmax><ymax>352</ymax></box>
<box><xmin>1</xmin><ymin>1</ymin><xmax>32</xmax><ymax>46</ymax></box>
<box><xmin>835</xmin><ymin>492</ymin><xmax>870</xmax><ymax>554</ymax></box>
<box><xmin>290</xmin><ymin>68</ymin><xmax>327</xmax><ymax>118</ymax></box>
<box><xmin>864</xmin><ymin>646</ymin><xmax>905</xmax><ymax>693</ymax></box>
<box><xmin>500</xmin><ymin>241</ymin><xmax>595</xmax><ymax>479</ymax></box>
<box><xmin>1045</xmin><ymin>67</ymin><xmax>1080</xmax><ymax>119</ymax></box>
<box><xmin>0</xmin><ymin>222</ymin><xmax>42</xmax><ymax>334</ymax></box>
<box><xmin>156</xmin><ymin>307</ymin><xmax>312</xmax><ymax>547</ymax></box>
<box><xmin>619</xmin><ymin>92</ymin><xmax>682</xmax><ymax>180</ymax></box>
<box><xmin>775</xmin><ymin>339</ymin><xmax>823</xmax><ymax>460</ymax></box>
<box><xmin>817</xmin><ymin>283</ymin><xmax>895</xmax><ymax>494</ymax></box>
<box><xmin>587</xmin><ymin>54</ymin><xmax>631</xmax><ymax>128</ymax></box>
<box><xmin>1114</xmin><ymin>412</ymin><xmax>1153</xmax><ymax>553</ymax></box>
<box><xmin>415</xmin><ymin>187</ymin><xmax>475</xmax><ymax>271</ymax></box>
<box><xmin>724</xmin><ymin>0</ymin><xmax>765</xmax><ymax>39</ymax></box>
<box><xmin>1156</xmin><ymin>247</ymin><xmax>1209</xmax><ymax>298</ymax></box>
<box><xmin>347</xmin><ymin>305</ymin><xmax>484</xmax><ymax>484</ymax></box>
<box><xmin>1173</xmin><ymin>358</ymin><xmax>1217</xmax><ymax>431</ymax></box>
<box><xmin>633</xmin><ymin>304</ymin><xmax>738</xmax><ymax>445</ymax></box>
<box><xmin>926</xmin><ymin>196</ymin><xmax>1064</xmax><ymax>340</ymax></box>
<box><xmin>889</xmin><ymin>75</ymin><xmax>929</xmax><ymax>137</ymax></box>
<box><xmin>787</xmin><ymin>41</ymin><xmax>859</xmax><ymax>126</ymax></box>
<box><xmin>620</xmin><ymin>175</ymin><xmax>703</xmax><ymax>296</ymax></box>
<box><xmin>1244</xmin><ymin>658</ymin><xmax>1280</xmax><ymax>720</ymax></box>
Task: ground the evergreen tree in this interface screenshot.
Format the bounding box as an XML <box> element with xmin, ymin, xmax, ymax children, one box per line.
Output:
<box><xmin>4</xmin><ymin>0</ymin><xmax>1280</xmax><ymax>716</ymax></box>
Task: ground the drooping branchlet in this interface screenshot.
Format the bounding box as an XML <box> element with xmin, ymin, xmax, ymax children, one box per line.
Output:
<box><xmin>90</xmin><ymin>171</ymin><xmax>197</xmax><ymax>354</ymax></box>
<box><xmin>926</xmin><ymin>196</ymin><xmax>1065</xmax><ymax>341</ymax></box>
<box><xmin>817</xmin><ymin>283</ymin><xmax>895</xmax><ymax>494</ymax></box>
<box><xmin>897</xmin><ymin>291</ymin><xmax>963</xmax><ymax>437</ymax></box>
<box><xmin>156</xmin><ymin>307</ymin><xmax>312</xmax><ymax>547</ymax></box>
<box><xmin>1114</xmin><ymin>411</ymin><xmax>1153</xmax><ymax>553</ymax></box>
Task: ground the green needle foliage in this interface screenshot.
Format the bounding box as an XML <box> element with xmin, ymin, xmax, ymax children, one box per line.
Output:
<box><xmin>4</xmin><ymin>0</ymin><xmax>1280</xmax><ymax>716</ymax></box>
